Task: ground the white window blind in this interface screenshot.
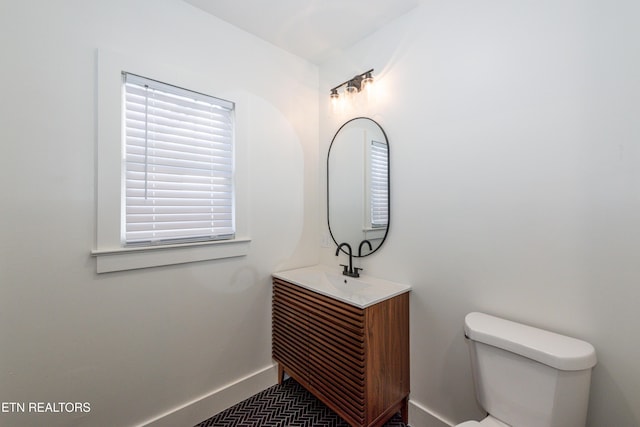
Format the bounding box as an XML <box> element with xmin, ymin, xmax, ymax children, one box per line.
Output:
<box><xmin>122</xmin><ymin>72</ymin><xmax>235</xmax><ymax>246</ymax></box>
<box><xmin>370</xmin><ymin>140</ymin><xmax>389</xmax><ymax>228</ymax></box>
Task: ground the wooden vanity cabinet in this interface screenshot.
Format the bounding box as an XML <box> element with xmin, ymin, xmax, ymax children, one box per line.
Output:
<box><xmin>272</xmin><ymin>278</ymin><xmax>410</xmax><ymax>427</ymax></box>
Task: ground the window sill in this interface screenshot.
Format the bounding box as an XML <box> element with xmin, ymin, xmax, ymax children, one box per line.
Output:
<box><xmin>363</xmin><ymin>228</ymin><xmax>386</xmax><ymax>241</ymax></box>
<box><xmin>91</xmin><ymin>238</ymin><xmax>251</xmax><ymax>273</ymax></box>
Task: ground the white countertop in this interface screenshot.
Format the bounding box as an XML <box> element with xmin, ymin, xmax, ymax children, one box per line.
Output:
<box><xmin>273</xmin><ymin>264</ymin><xmax>410</xmax><ymax>308</ymax></box>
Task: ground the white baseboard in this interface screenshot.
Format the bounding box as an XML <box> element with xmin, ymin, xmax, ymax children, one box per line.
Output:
<box><xmin>136</xmin><ymin>365</ymin><xmax>459</xmax><ymax>427</ymax></box>
<box><xmin>137</xmin><ymin>364</ymin><xmax>278</xmax><ymax>427</ymax></box>
<box><xmin>408</xmin><ymin>399</ymin><xmax>455</xmax><ymax>427</ymax></box>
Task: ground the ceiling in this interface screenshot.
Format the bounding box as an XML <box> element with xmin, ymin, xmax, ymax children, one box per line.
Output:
<box><xmin>182</xmin><ymin>0</ymin><xmax>421</xmax><ymax>64</ymax></box>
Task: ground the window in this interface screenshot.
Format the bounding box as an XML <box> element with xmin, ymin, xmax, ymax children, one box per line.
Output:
<box><xmin>93</xmin><ymin>49</ymin><xmax>249</xmax><ymax>273</ymax></box>
<box><xmin>122</xmin><ymin>73</ymin><xmax>235</xmax><ymax>246</ymax></box>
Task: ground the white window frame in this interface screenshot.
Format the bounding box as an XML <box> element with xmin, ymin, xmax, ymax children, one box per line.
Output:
<box><xmin>92</xmin><ymin>49</ymin><xmax>250</xmax><ymax>273</ymax></box>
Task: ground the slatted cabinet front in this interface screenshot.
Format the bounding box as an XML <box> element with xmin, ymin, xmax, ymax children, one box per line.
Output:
<box><xmin>272</xmin><ymin>278</ymin><xmax>409</xmax><ymax>427</ymax></box>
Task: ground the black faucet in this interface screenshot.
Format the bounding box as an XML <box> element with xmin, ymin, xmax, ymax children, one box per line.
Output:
<box><xmin>358</xmin><ymin>239</ymin><xmax>372</xmax><ymax>257</ymax></box>
<box><xmin>335</xmin><ymin>243</ymin><xmax>361</xmax><ymax>278</ymax></box>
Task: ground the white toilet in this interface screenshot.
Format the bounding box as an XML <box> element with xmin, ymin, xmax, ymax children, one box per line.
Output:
<box><xmin>457</xmin><ymin>312</ymin><xmax>597</xmax><ymax>427</ymax></box>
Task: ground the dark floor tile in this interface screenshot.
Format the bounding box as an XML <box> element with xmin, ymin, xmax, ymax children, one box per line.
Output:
<box><xmin>195</xmin><ymin>378</ymin><xmax>408</xmax><ymax>427</ymax></box>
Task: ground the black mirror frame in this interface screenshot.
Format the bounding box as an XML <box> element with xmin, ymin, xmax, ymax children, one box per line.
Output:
<box><xmin>327</xmin><ymin>117</ymin><xmax>390</xmax><ymax>257</ymax></box>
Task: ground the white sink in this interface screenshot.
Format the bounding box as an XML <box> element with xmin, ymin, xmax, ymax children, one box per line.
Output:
<box><xmin>273</xmin><ymin>264</ymin><xmax>410</xmax><ymax>308</ymax></box>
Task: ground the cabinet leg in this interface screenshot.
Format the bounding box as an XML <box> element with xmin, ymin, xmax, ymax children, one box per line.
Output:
<box><xmin>277</xmin><ymin>364</ymin><xmax>284</xmax><ymax>385</ymax></box>
<box><xmin>401</xmin><ymin>397</ymin><xmax>408</xmax><ymax>424</ymax></box>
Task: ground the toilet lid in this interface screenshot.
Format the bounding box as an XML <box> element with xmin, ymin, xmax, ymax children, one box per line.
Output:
<box><xmin>456</xmin><ymin>417</ymin><xmax>510</xmax><ymax>427</ymax></box>
<box><xmin>479</xmin><ymin>416</ymin><xmax>510</xmax><ymax>426</ymax></box>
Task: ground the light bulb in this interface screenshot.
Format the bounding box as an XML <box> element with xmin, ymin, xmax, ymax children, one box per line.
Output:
<box><xmin>361</xmin><ymin>72</ymin><xmax>374</xmax><ymax>101</ymax></box>
<box><xmin>362</xmin><ymin>73</ymin><xmax>373</xmax><ymax>90</ymax></box>
<box><xmin>330</xmin><ymin>89</ymin><xmax>340</xmax><ymax>112</ymax></box>
<box><xmin>344</xmin><ymin>80</ymin><xmax>358</xmax><ymax>104</ymax></box>
<box><xmin>332</xmin><ymin>89</ymin><xmax>345</xmax><ymax>114</ymax></box>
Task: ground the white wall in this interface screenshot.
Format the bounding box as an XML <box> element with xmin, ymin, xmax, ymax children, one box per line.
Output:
<box><xmin>320</xmin><ymin>0</ymin><xmax>640</xmax><ymax>425</ymax></box>
<box><xmin>0</xmin><ymin>1</ymin><xmax>318</xmax><ymax>426</ymax></box>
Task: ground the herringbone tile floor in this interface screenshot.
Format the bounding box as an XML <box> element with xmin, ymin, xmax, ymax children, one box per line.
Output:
<box><xmin>195</xmin><ymin>378</ymin><xmax>408</xmax><ymax>427</ymax></box>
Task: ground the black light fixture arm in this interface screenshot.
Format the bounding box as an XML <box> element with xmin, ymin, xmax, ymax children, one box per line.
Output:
<box><xmin>330</xmin><ymin>68</ymin><xmax>374</xmax><ymax>93</ymax></box>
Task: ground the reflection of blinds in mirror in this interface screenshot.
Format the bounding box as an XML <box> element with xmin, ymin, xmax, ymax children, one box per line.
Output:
<box><xmin>370</xmin><ymin>140</ymin><xmax>388</xmax><ymax>228</ymax></box>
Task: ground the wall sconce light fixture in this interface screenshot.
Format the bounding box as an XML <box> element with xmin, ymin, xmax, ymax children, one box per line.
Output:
<box><xmin>330</xmin><ymin>69</ymin><xmax>374</xmax><ymax>113</ymax></box>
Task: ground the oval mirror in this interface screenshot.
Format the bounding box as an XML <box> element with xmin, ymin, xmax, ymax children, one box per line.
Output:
<box><xmin>328</xmin><ymin>117</ymin><xmax>389</xmax><ymax>257</ymax></box>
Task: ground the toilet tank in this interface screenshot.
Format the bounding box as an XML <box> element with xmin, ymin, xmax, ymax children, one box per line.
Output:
<box><xmin>464</xmin><ymin>312</ymin><xmax>597</xmax><ymax>427</ymax></box>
